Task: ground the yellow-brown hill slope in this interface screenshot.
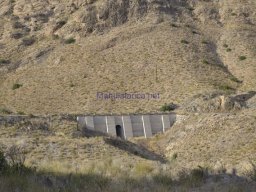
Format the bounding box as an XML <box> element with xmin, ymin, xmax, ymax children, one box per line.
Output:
<box><xmin>0</xmin><ymin>0</ymin><xmax>255</xmax><ymax>114</ymax></box>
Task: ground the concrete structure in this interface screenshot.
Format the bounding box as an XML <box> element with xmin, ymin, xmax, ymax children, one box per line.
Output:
<box><xmin>77</xmin><ymin>114</ymin><xmax>177</xmax><ymax>139</ymax></box>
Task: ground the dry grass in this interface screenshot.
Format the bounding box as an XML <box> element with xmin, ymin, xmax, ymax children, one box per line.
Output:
<box><xmin>0</xmin><ymin>113</ymin><xmax>256</xmax><ymax>191</ymax></box>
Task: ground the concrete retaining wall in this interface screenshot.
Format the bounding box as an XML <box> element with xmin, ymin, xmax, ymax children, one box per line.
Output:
<box><xmin>77</xmin><ymin>113</ymin><xmax>179</xmax><ymax>139</ymax></box>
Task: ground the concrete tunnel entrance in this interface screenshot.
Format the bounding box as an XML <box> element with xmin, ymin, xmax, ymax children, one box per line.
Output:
<box><xmin>115</xmin><ymin>125</ymin><xmax>122</xmax><ymax>138</ymax></box>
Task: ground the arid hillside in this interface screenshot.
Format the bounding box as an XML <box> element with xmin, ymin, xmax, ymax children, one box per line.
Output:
<box><xmin>0</xmin><ymin>0</ymin><xmax>255</xmax><ymax>115</ymax></box>
<box><xmin>0</xmin><ymin>1</ymin><xmax>256</xmax><ymax>191</ymax></box>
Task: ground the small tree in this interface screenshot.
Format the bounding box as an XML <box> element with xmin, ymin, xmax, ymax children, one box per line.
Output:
<box><xmin>12</xmin><ymin>83</ymin><xmax>23</xmax><ymax>90</ymax></box>
<box><xmin>5</xmin><ymin>145</ymin><xmax>27</xmax><ymax>174</ymax></box>
<box><xmin>0</xmin><ymin>150</ymin><xmax>8</xmax><ymax>174</ymax></box>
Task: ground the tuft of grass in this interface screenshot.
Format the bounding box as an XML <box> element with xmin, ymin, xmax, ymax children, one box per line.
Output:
<box><xmin>134</xmin><ymin>162</ymin><xmax>154</xmax><ymax>176</ymax></box>
<box><xmin>218</xmin><ymin>85</ymin><xmax>235</xmax><ymax>91</ymax></box>
<box><xmin>70</xmin><ymin>83</ymin><xmax>75</xmax><ymax>87</ymax></box>
<box><xmin>202</xmin><ymin>59</ymin><xmax>210</xmax><ymax>64</ymax></box>
<box><xmin>12</xmin><ymin>21</ymin><xmax>24</xmax><ymax>29</ymax></box>
<box><xmin>0</xmin><ymin>108</ymin><xmax>12</xmax><ymax>115</ymax></box>
<box><xmin>54</xmin><ymin>20</ymin><xmax>67</xmax><ymax>31</ymax></box>
<box><xmin>12</xmin><ymin>83</ymin><xmax>23</xmax><ymax>90</ymax></box>
<box><xmin>0</xmin><ymin>150</ymin><xmax>8</xmax><ymax>174</ymax></box>
<box><xmin>178</xmin><ymin>166</ymin><xmax>208</xmax><ymax>188</ymax></box>
<box><xmin>250</xmin><ymin>167</ymin><xmax>256</xmax><ymax>182</ymax></box>
<box><xmin>52</xmin><ymin>34</ymin><xmax>59</xmax><ymax>40</ymax></box>
<box><xmin>192</xmin><ymin>31</ymin><xmax>199</xmax><ymax>35</ymax></box>
<box><xmin>226</xmin><ymin>48</ymin><xmax>232</xmax><ymax>52</ymax></box>
<box><xmin>64</xmin><ymin>37</ymin><xmax>76</xmax><ymax>44</ymax></box>
<box><xmin>10</xmin><ymin>32</ymin><xmax>23</xmax><ymax>39</ymax></box>
<box><xmin>181</xmin><ymin>40</ymin><xmax>189</xmax><ymax>44</ymax></box>
<box><xmin>28</xmin><ymin>114</ymin><xmax>35</xmax><ymax>118</ymax></box>
<box><xmin>17</xmin><ymin>111</ymin><xmax>26</xmax><ymax>115</ymax></box>
<box><xmin>230</xmin><ymin>77</ymin><xmax>241</xmax><ymax>83</ymax></box>
<box><xmin>171</xmin><ymin>153</ymin><xmax>178</xmax><ymax>161</ymax></box>
<box><xmin>22</xmin><ymin>37</ymin><xmax>35</xmax><ymax>46</ymax></box>
<box><xmin>153</xmin><ymin>174</ymin><xmax>173</xmax><ymax>186</ymax></box>
<box><xmin>223</xmin><ymin>44</ymin><xmax>229</xmax><ymax>48</ymax></box>
<box><xmin>239</xmin><ymin>56</ymin><xmax>246</xmax><ymax>61</ymax></box>
<box><xmin>201</xmin><ymin>40</ymin><xmax>209</xmax><ymax>44</ymax></box>
<box><xmin>171</xmin><ymin>23</ymin><xmax>178</xmax><ymax>28</ymax></box>
<box><xmin>0</xmin><ymin>59</ymin><xmax>10</xmax><ymax>64</ymax></box>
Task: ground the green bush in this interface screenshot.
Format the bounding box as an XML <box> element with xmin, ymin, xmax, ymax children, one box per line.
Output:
<box><xmin>64</xmin><ymin>37</ymin><xmax>76</xmax><ymax>44</ymax></box>
<box><xmin>226</xmin><ymin>48</ymin><xmax>232</xmax><ymax>52</ymax></box>
<box><xmin>171</xmin><ymin>23</ymin><xmax>178</xmax><ymax>28</ymax></box>
<box><xmin>239</xmin><ymin>56</ymin><xmax>246</xmax><ymax>61</ymax></box>
<box><xmin>17</xmin><ymin>111</ymin><xmax>25</xmax><ymax>115</ymax></box>
<box><xmin>187</xmin><ymin>7</ymin><xmax>194</xmax><ymax>11</ymax></box>
<box><xmin>160</xmin><ymin>103</ymin><xmax>177</xmax><ymax>112</ymax></box>
<box><xmin>219</xmin><ymin>85</ymin><xmax>235</xmax><ymax>91</ymax></box>
<box><xmin>172</xmin><ymin>153</ymin><xmax>178</xmax><ymax>160</ymax></box>
<box><xmin>202</xmin><ymin>59</ymin><xmax>209</xmax><ymax>64</ymax></box>
<box><xmin>12</xmin><ymin>83</ymin><xmax>23</xmax><ymax>90</ymax></box>
<box><xmin>0</xmin><ymin>59</ymin><xmax>10</xmax><ymax>64</ymax></box>
<box><xmin>223</xmin><ymin>44</ymin><xmax>229</xmax><ymax>48</ymax></box>
<box><xmin>181</xmin><ymin>40</ymin><xmax>189</xmax><ymax>44</ymax></box>
<box><xmin>201</xmin><ymin>40</ymin><xmax>209</xmax><ymax>44</ymax></box>
<box><xmin>70</xmin><ymin>83</ymin><xmax>75</xmax><ymax>87</ymax></box>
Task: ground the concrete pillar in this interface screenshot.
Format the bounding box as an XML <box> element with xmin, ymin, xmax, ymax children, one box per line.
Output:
<box><xmin>161</xmin><ymin>115</ymin><xmax>171</xmax><ymax>132</ymax></box>
<box><xmin>85</xmin><ymin>116</ymin><xmax>94</xmax><ymax>130</ymax></box>
<box><xmin>106</xmin><ymin>116</ymin><xmax>116</xmax><ymax>136</ymax></box>
<box><xmin>142</xmin><ymin>115</ymin><xmax>152</xmax><ymax>138</ymax></box>
<box><xmin>122</xmin><ymin>116</ymin><xmax>133</xmax><ymax>139</ymax></box>
<box><xmin>77</xmin><ymin>116</ymin><xmax>86</xmax><ymax>130</ymax></box>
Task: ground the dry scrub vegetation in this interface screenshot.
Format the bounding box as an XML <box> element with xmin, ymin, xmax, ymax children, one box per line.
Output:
<box><xmin>0</xmin><ymin>113</ymin><xmax>255</xmax><ymax>191</ymax></box>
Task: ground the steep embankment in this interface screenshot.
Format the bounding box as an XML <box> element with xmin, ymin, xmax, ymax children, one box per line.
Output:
<box><xmin>143</xmin><ymin>109</ymin><xmax>256</xmax><ymax>175</ymax></box>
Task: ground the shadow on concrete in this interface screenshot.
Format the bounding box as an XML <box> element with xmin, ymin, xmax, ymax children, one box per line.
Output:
<box><xmin>103</xmin><ymin>137</ymin><xmax>167</xmax><ymax>163</ymax></box>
